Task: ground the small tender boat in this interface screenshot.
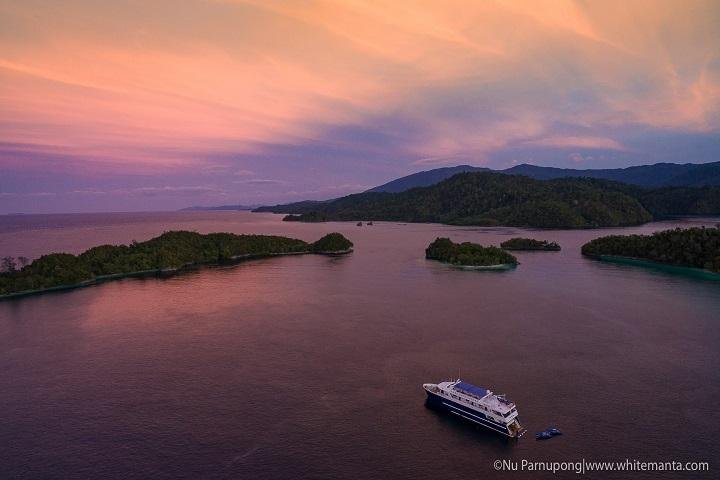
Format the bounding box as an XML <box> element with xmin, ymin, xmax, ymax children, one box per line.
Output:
<box><xmin>356</xmin><ymin>222</ymin><xmax>362</xmax><ymax>226</ymax></box>
<box><xmin>536</xmin><ymin>427</ymin><xmax>562</xmax><ymax>440</ymax></box>
<box><xmin>367</xmin><ymin>221</ymin><xmax>373</xmax><ymax>225</ymax></box>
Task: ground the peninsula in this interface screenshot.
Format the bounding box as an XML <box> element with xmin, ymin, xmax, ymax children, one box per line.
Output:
<box><xmin>426</xmin><ymin>237</ymin><xmax>518</xmax><ymax>269</ymax></box>
<box><xmin>0</xmin><ymin>231</ymin><xmax>354</xmax><ymax>298</ymax></box>
<box><xmin>257</xmin><ymin>172</ymin><xmax>720</xmax><ymax>229</ymax></box>
<box><xmin>581</xmin><ymin>227</ymin><xmax>720</xmax><ymax>274</ymax></box>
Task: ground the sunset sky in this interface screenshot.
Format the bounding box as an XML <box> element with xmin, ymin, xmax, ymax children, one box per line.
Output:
<box><xmin>1</xmin><ymin>0</ymin><xmax>719</xmax><ymax>213</ymax></box>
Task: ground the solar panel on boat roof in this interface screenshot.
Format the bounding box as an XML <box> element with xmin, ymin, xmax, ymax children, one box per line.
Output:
<box><xmin>454</xmin><ymin>382</ymin><xmax>488</xmax><ymax>397</ymax></box>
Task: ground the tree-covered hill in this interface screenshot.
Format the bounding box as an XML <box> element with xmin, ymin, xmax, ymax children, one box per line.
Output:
<box><xmin>426</xmin><ymin>237</ymin><xmax>518</xmax><ymax>267</ymax></box>
<box><xmin>0</xmin><ymin>231</ymin><xmax>353</xmax><ymax>297</ymax></box>
<box><xmin>265</xmin><ymin>172</ymin><xmax>720</xmax><ymax>228</ymax></box>
<box><xmin>581</xmin><ymin>227</ymin><xmax>720</xmax><ymax>273</ymax></box>
<box><xmin>274</xmin><ymin>172</ymin><xmax>654</xmax><ymax>228</ymax></box>
<box><xmin>502</xmin><ymin>161</ymin><xmax>720</xmax><ymax>187</ymax></box>
<box><xmin>365</xmin><ymin>165</ymin><xmax>487</xmax><ymax>193</ymax></box>
<box><xmin>335</xmin><ymin>161</ymin><xmax>720</xmax><ymax>196</ymax></box>
<box><xmin>311</xmin><ymin>233</ymin><xmax>353</xmax><ymax>253</ymax></box>
<box><xmin>636</xmin><ymin>186</ymin><xmax>720</xmax><ymax>217</ymax></box>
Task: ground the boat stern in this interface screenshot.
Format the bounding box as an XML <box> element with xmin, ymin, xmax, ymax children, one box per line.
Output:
<box><xmin>508</xmin><ymin>420</ymin><xmax>527</xmax><ymax>438</ymax></box>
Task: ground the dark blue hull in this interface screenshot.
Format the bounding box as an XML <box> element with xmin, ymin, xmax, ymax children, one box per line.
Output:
<box><xmin>425</xmin><ymin>390</ymin><xmax>514</xmax><ymax>437</ymax></box>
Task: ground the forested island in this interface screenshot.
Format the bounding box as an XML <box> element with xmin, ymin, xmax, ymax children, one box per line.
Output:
<box><xmin>0</xmin><ymin>231</ymin><xmax>353</xmax><ymax>298</ymax></box>
<box><xmin>500</xmin><ymin>238</ymin><xmax>561</xmax><ymax>251</ymax></box>
<box><xmin>426</xmin><ymin>238</ymin><xmax>518</xmax><ymax>269</ymax></box>
<box><xmin>283</xmin><ymin>212</ymin><xmax>328</xmax><ymax>223</ymax></box>
<box><xmin>257</xmin><ymin>172</ymin><xmax>720</xmax><ymax>229</ymax></box>
<box><xmin>310</xmin><ymin>232</ymin><xmax>354</xmax><ymax>253</ymax></box>
<box><xmin>581</xmin><ymin>227</ymin><xmax>720</xmax><ymax>273</ymax></box>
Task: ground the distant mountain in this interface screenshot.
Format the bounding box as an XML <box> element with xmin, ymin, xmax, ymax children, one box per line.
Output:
<box><xmin>258</xmin><ymin>171</ymin><xmax>720</xmax><ymax>228</ymax></box>
<box><xmin>502</xmin><ymin>161</ymin><xmax>720</xmax><ymax>187</ymax></box>
<box><xmin>194</xmin><ymin>162</ymin><xmax>720</xmax><ymax>214</ymax></box>
<box><xmin>366</xmin><ymin>161</ymin><xmax>720</xmax><ymax>193</ymax></box>
<box><xmin>271</xmin><ymin>172</ymin><xmax>655</xmax><ymax>228</ymax></box>
<box><xmin>253</xmin><ymin>199</ymin><xmax>330</xmax><ymax>214</ymax></box>
<box><xmin>254</xmin><ymin>161</ymin><xmax>720</xmax><ymax>216</ymax></box>
<box><xmin>366</xmin><ymin>165</ymin><xmax>487</xmax><ymax>193</ymax></box>
<box><xmin>180</xmin><ymin>204</ymin><xmax>259</xmax><ymax>211</ymax></box>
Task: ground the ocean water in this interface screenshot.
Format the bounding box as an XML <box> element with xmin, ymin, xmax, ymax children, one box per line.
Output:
<box><xmin>1</xmin><ymin>211</ymin><xmax>718</xmax><ymax>479</ymax></box>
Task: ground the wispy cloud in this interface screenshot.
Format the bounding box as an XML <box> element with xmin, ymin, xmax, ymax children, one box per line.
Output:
<box><xmin>521</xmin><ymin>136</ymin><xmax>625</xmax><ymax>151</ymax></box>
<box><xmin>233</xmin><ymin>179</ymin><xmax>287</xmax><ymax>185</ymax></box>
<box><xmin>411</xmin><ymin>154</ymin><xmax>478</xmax><ymax>166</ymax></box>
<box><xmin>0</xmin><ymin>0</ymin><xmax>718</xmax><ymax>212</ymax></box>
<box><xmin>131</xmin><ymin>185</ymin><xmax>226</xmax><ymax>196</ymax></box>
<box><xmin>0</xmin><ymin>191</ymin><xmax>57</xmax><ymax>197</ymax></box>
<box><xmin>4</xmin><ymin>185</ymin><xmax>227</xmax><ymax>198</ymax></box>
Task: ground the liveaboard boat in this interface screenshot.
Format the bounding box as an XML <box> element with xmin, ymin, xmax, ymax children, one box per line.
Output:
<box><xmin>423</xmin><ymin>379</ymin><xmax>526</xmax><ymax>437</ymax></box>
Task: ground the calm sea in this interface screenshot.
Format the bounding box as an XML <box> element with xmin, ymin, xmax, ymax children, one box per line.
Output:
<box><xmin>1</xmin><ymin>212</ymin><xmax>718</xmax><ymax>479</ymax></box>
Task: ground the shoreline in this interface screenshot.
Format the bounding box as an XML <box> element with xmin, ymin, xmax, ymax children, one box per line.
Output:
<box><xmin>585</xmin><ymin>254</ymin><xmax>720</xmax><ymax>280</ymax></box>
<box><xmin>452</xmin><ymin>263</ymin><xmax>517</xmax><ymax>271</ymax></box>
<box><xmin>501</xmin><ymin>247</ymin><xmax>560</xmax><ymax>252</ymax></box>
<box><xmin>314</xmin><ymin>248</ymin><xmax>354</xmax><ymax>256</ymax></box>
<box><xmin>425</xmin><ymin>259</ymin><xmax>517</xmax><ymax>270</ymax></box>
<box><xmin>281</xmin><ymin>216</ymin><xmax>649</xmax><ymax>230</ymax></box>
<box><xmin>0</xmin><ymin>249</ymin><xmax>353</xmax><ymax>301</ymax></box>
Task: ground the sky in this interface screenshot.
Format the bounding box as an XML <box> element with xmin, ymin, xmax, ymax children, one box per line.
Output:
<box><xmin>1</xmin><ymin>0</ymin><xmax>719</xmax><ymax>213</ymax></box>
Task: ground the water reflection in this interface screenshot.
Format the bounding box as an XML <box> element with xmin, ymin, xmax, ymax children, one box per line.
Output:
<box><xmin>0</xmin><ymin>212</ymin><xmax>718</xmax><ymax>479</ymax></box>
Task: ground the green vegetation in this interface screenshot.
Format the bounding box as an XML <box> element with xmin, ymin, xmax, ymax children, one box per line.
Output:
<box><xmin>270</xmin><ymin>172</ymin><xmax>654</xmax><ymax>228</ymax></box>
<box><xmin>311</xmin><ymin>233</ymin><xmax>354</xmax><ymax>253</ymax></box>
<box><xmin>636</xmin><ymin>186</ymin><xmax>720</xmax><ymax>217</ymax></box>
<box><xmin>262</xmin><ymin>172</ymin><xmax>720</xmax><ymax>229</ymax></box>
<box><xmin>500</xmin><ymin>238</ymin><xmax>561</xmax><ymax>251</ymax></box>
<box><xmin>581</xmin><ymin>227</ymin><xmax>720</xmax><ymax>273</ymax></box>
<box><xmin>283</xmin><ymin>212</ymin><xmax>329</xmax><ymax>222</ymax></box>
<box><xmin>426</xmin><ymin>237</ymin><xmax>518</xmax><ymax>267</ymax></box>
<box><xmin>0</xmin><ymin>230</ymin><xmax>353</xmax><ymax>297</ymax></box>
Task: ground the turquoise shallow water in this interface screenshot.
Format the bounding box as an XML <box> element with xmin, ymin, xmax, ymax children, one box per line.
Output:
<box><xmin>593</xmin><ymin>255</ymin><xmax>720</xmax><ymax>281</ymax></box>
<box><xmin>1</xmin><ymin>212</ymin><xmax>719</xmax><ymax>479</ymax></box>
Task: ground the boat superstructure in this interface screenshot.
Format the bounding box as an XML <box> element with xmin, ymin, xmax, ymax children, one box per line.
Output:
<box><xmin>423</xmin><ymin>379</ymin><xmax>526</xmax><ymax>438</ymax></box>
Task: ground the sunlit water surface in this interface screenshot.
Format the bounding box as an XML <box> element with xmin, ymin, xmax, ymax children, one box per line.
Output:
<box><xmin>1</xmin><ymin>212</ymin><xmax>718</xmax><ymax>479</ymax></box>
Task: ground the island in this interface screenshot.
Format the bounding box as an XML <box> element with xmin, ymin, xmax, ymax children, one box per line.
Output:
<box><xmin>283</xmin><ymin>212</ymin><xmax>328</xmax><ymax>222</ymax></box>
<box><xmin>258</xmin><ymin>172</ymin><xmax>720</xmax><ymax>229</ymax></box>
<box><xmin>425</xmin><ymin>237</ymin><xmax>518</xmax><ymax>269</ymax></box>
<box><xmin>581</xmin><ymin>227</ymin><xmax>720</xmax><ymax>274</ymax></box>
<box><xmin>500</xmin><ymin>238</ymin><xmax>561</xmax><ymax>251</ymax></box>
<box><xmin>0</xmin><ymin>231</ymin><xmax>354</xmax><ymax>299</ymax></box>
<box><xmin>311</xmin><ymin>232</ymin><xmax>354</xmax><ymax>254</ymax></box>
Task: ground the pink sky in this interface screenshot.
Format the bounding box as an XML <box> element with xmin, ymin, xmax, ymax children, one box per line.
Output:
<box><xmin>1</xmin><ymin>0</ymin><xmax>719</xmax><ymax>213</ymax></box>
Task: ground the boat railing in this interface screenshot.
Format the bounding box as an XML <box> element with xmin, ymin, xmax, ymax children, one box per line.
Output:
<box><xmin>497</xmin><ymin>395</ymin><xmax>513</xmax><ymax>406</ymax></box>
